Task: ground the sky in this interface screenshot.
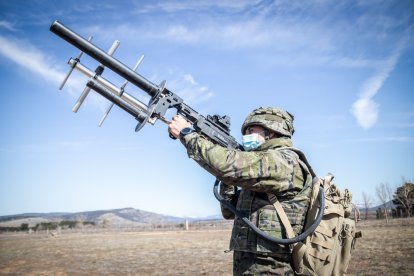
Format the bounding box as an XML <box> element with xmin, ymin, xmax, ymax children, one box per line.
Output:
<box><xmin>0</xmin><ymin>0</ymin><xmax>413</xmax><ymax>217</ymax></box>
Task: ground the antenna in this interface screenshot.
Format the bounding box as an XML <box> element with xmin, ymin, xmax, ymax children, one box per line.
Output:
<box><xmin>99</xmin><ymin>54</ymin><xmax>144</xmax><ymax>126</ymax></box>
<box><xmin>59</xmin><ymin>36</ymin><xmax>93</xmax><ymax>90</ymax></box>
<box><xmin>50</xmin><ymin>20</ymin><xmax>168</xmax><ymax>130</ymax></box>
<box><xmin>72</xmin><ymin>40</ymin><xmax>120</xmax><ymax>113</ymax></box>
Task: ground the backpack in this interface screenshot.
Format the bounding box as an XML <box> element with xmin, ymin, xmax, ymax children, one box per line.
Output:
<box><xmin>275</xmin><ymin>149</ymin><xmax>362</xmax><ymax>276</ymax></box>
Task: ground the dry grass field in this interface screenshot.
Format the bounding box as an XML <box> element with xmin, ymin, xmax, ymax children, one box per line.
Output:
<box><xmin>346</xmin><ymin>218</ymin><xmax>414</xmax><ymax>276</ymax></box>
<box><xmin>0</xmin><ymin>219</ymin><xmax>413</xmax><ymax>275</ymax></box>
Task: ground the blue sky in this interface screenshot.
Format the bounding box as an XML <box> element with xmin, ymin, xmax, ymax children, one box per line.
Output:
<box><xmin>0</xmin><ymin>0</ymin><xmax>413</xmax><ymax>217</ymax></box>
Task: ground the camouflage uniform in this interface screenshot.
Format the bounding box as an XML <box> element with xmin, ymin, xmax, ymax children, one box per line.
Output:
<box><xmin>180</xmin><ymin>107</ymin><xmax>312</xmax><ymax>275</ymax></box>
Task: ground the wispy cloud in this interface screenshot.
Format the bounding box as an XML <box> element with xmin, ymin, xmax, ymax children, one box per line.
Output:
<box><xmin>133</xmin><ymin>0</ymin><xmax>255</xmax><ymax>14</ymax></box>
<box><xmin>59</xmin><ymin>0</ymin><xmax>414</xmax><ymax>78</ymax></box>
<box><xmin>148</xmin><ymin>71</ymin><xmax>214</xmax><ymax>107</ymax></box>
<box><xmin>86</xmin><ymin>6</ymin><xmax>404</xmax><ymax>70</ymax></box>
<box><xmin>176</xmin><ymin>73</ymin><xmax>214</xmax><ymax>105</ymax></box>
<box><xmin>0</xmin><ymin>35</ymin><xmax>91</xmax><ymax>97</ymax></box>
<box><xmin>0</xmin><ymin>20</ymin><xmax>17</xmax><ymax>31</ymax></box>
<box><xmin>0</xmin><ymin>36</ymin><xmax>63</xmax><ymax>83</ymax></box>
<box><xmin>0</xmin><ymin>32</ymin><xmax>215</xmax><ymax>120</ymax></box>
<box><xmin>0</xmin><ymin>35</ymin><xmax>120</xmax><ymax>112</ymax></box>
<box><xmin>0</xmin><ymin>35</ymin><xmax>111</xmax><ymax>112</ymax></box>
<box><xmin>350</xmin><ymin>40</ymin><xmax>406</xmax><ymax>129</ymax></box>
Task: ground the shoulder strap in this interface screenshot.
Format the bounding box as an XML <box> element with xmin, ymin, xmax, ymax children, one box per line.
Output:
<box><xmin>268</xmin><ymin>147</ymin><xmax>316</xmax><ymax>245</ymax></box>
<box><xmin>268</xmin><ymin>194</ymin><xmax>296</xmax><ymax>239</ymax></box>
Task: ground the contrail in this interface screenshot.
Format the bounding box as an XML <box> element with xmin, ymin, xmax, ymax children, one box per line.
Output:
<box><xmin>351</xmin><ymin>40</ymin><xmax>406</xmax><ymax>129</ymax></box>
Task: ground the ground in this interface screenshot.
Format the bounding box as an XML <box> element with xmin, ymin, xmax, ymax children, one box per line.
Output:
<box><xmin>0</xmin><ymin>219</ymin><xmax>413</xmax><ymax>275</ymax></box>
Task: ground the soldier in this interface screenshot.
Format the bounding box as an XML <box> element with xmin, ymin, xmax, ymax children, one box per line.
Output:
<box><xmin>168</xmin><ymin>107</ymin><xmax>312</xmax><ymax>275</ymax></box>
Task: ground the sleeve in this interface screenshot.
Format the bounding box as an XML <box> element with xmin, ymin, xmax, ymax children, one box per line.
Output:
<box><xmin>181</xmin><ymin>133</ymin><xmax>301</xmax><ymax>194</ymax></box>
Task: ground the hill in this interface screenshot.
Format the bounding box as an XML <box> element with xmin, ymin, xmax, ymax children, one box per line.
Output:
<box><xmin>0</xmin><ymin>208</ymin><xmax>206</xmax><ymax>228</ymax></box>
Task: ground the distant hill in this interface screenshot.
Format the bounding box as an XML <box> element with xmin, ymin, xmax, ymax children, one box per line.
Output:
<box><xmin>360</xmin><ymin>200</ymin><xmax>397</xmax><ymax>212</ymax></box>
<box><xmin>1</xmin><ymin>200</ymin><xmax>400</xmax><ymax>228</ymax></box>
<box><xmin>0</xmin><ymin>208</ymin><xmax>219</xmax><ymax>228</ymax></box>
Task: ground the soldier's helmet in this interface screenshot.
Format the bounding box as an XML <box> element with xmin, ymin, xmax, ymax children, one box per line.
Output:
<box><xmin>241</xmin><ymin>107</ymin><xmax>295</xmax><ymax>137</ymax></box>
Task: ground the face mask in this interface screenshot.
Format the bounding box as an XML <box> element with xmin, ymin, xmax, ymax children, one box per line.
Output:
<box><xmin>242</xmin><ymin>133</ymin><xmax>263</xmax><ymax>151</ymax></box>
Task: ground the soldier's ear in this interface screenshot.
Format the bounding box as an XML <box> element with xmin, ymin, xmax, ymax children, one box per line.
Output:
<box><xmin>264</xmin><ymin>129</ymin><xmax>274</xmax><ymax>140</ymax></box>
<box><xmin>269</xmin><ymin>131</ymin><xmax>279</xmax><ymax>139</ymax></box>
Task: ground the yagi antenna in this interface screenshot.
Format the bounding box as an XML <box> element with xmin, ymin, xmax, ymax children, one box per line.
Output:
<box><xmin>72</xmin><ymin>40</ymin><xmax>120</xmax><ymax>113</ymax></box>
<box><xmin>99</xmin><ymin>54</ymin><xmax>144</xmax><ymax>127</ymax></box>
<box><xmin>50</xmin><ymin>20</ymin><xmax>238</xmax><ymax>149</ymax></box>
<box><xmin>59</xmin><ymin>36</ymin><xmax>93</xmax><ymax>90</ymax></box>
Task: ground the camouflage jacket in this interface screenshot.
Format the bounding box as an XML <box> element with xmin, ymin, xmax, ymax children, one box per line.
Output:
<box><xmin>181</xmin><ymin>133</ymin><xmax>312</xmax><ymax>255</ymax></box>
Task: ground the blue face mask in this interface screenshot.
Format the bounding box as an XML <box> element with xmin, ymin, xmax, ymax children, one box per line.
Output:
<box><xmin>242</xmin><ymin>133</ymin><xmax>263</xmax><ymax>151</ymax></box>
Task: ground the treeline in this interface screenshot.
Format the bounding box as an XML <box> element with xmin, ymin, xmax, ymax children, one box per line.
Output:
<box><xmin>361</xmin><ymin>178</ymin><xmax>414</xmax><ymax>223</ymax></box>
<box><xmin>0</xmin><ymin>220</ymin><xmax>95</xmax><ymax>232</ymax></box>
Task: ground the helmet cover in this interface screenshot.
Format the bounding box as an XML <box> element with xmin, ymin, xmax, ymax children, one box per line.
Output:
<box><xmin>241</xmin><ymin>107</ymin><xmax>295</xmax><ymax>137</ymax></box>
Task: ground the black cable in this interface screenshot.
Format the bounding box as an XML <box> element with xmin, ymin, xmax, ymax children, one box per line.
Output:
<box><xmin>213</xmin><ymin>180</ymin><xmax>325</xmax><ymax>245</ymax></box>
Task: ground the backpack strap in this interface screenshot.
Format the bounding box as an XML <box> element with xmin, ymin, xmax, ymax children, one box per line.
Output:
<box><xmin>268</xmin><ymin>194</ymin><xmax>296</xmax><ymax>239</ymax></box>
<box><xmin>268</xmin><ymin>147</ymin><xmax>316</xmax><ymax>249</ymax></box>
